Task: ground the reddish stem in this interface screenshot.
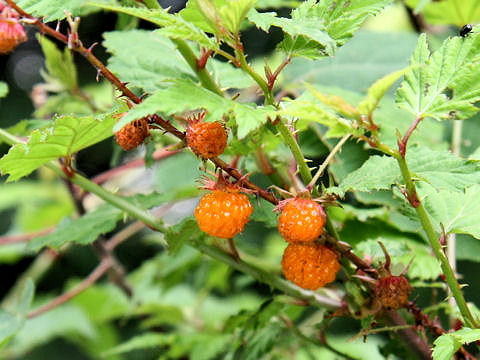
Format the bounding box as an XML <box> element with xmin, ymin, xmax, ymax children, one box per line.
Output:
<box><xmin>196</xmin><ymin>48</ymin><xmax>213</xmax><ymax>70</ymax></box>
<box><xmin>267</xmin><ymin>56</ymin><xmax>291</xmax><ymax>90</ymax></box>
<box><xmin>0</xmin><ymin>228</ymin><xmax>54</xmax><ymax>245</ymax></box>
<box><xmin>399</xmin><ymin>116</ymin><xmax>423</xmax><ymax>157</ymax></box>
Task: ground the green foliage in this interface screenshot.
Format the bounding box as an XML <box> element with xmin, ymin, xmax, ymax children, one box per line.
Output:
<box><xmin>396</xmin><ymin>32</ymin><xmax>480</xmax><ymax>120</ymax></box>
<box><xmin>0</xmin><ymin>82</ymin><xmax>8</xmax><ymax>98</ymax></box>
<box><xmin>115</xmin><ymin>79</ymin><xmax>276</xmax><ymax>138</ymax></box>
<box><xmin>405</xmin><ymin>0</ymin><xmax>480</xmax><ymax>26</ymax></box>
<box><xmin>0</xmin><ymin>113</ymin><xmax>119</xmax><ymax>181</ymax></box>
<box><xmin>15</xmin><ymin>0</ymin><xmax>104</xmax><ymax>21</ymax></box>
<box><xmin>248</xmin><ymin>0</ymin><xmax>393</xmax><ymax>59</ymax></box>
<box><xmin>432</xmin><ymin>328</ymin><xmax>480</xmax><ymax>360</ymax></box>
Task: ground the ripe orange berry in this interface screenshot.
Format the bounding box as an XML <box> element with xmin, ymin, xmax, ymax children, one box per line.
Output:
<box><xmin>186</xmin><ymin>118</ymin><xmax>227</xmax><ymax>159</ymax></box>
<box><xmin>0</xmin><ymin>17</ymin><xmax>27</xmax><ymax>54</ymax></box>
<box><xmin>278</xmin><ymin>198</ymin><xmax>326</xmax><ymax>243</ymax></box>
<box><xmin>374</xmin><ymin>275</ymin><xmax>411</xmax><ymax>310</ymax></box>
<box><xmin>194</xmin><ymin>189</ymin><xmax>253</xmax><ymax>239</ymax></box>
<box><xmin>115</xmin><ymin>118</ymin><xmax>150</xmax><ymax>151</ymax></box>
<box><xmin>281</xmin><ymin>243</ymin><xmax>340</xmax><ymax>290</ymax></box>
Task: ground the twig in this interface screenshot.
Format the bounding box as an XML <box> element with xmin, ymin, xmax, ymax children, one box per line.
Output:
<box><xmin>307</xmin><ymin>134</ymin><xmax>351</xmax><ymax>190</ymax></box>
<box><xmin>0</xmin><ymin>227</ymin><xmax>54</xmax><ymax>246</ymax></box>
<box><xmin>27</xmin><ymin>258</ymin><xmax>112</xmax><ymax>318</ymax></box>
<box><xmin>398</xmin><ymin>116</ymin><xmax>423</xmax><ymax>157</ymax></box>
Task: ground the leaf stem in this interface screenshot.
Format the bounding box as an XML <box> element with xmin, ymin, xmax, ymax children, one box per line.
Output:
<box><xmin>394</xmin><ymin>153</ymin><xmax>477</xmax><ymax>328</ymax></box>
<box><xmin>171</xmin><ymin>39</ymin><xmax>223</xmax><ymax>96</ymax></box>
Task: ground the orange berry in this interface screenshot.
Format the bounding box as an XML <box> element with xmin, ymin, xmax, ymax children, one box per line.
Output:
<box><xmin>0</xmin><ymin>17</ymin><xmax>27</xmax><ymax>54</ymax></box>
<box><xmin>278</xmin><ymin>198</ymin><xmax>326</xmax><ymax>243</ymax></box>
<box><xmin>186</xmin><ymin>120</ymin><xmax>227</xmax><ymax>159</ymax></box>
<box><xmin>115</xmin><ymin>118</ymin><xmax>150</xmax><ymax>151</ymax></box>
<box><xmin>194</xmin><ymin>189</ymin><xmax>253</xmax><ymax>239</ymax></box>
<box><xmin>281</xmin><ymin>243</ymin><xmax>340</xmax><ymax>290</ymax></box>
<box><xmin>374</xmin><ymin>275</ymin><xmax>411</xmax><ymax>310</ymax></box>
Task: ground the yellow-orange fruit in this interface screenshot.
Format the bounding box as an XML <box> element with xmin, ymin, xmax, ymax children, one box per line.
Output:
<box><xmin>186</xmin><ymin>121</ymin><xmax>228</xmax><ymax>159</ymax></box>
<box><xmin>115</xmin><ymin>118</ymin><xmax>150</xmax><ymax>151</ymax></box>
<box><xmin>278</xmin><ymin>198</ymin><xmax>326</xmax><ymax>243</ymax></box>
<box><xmin>375</xmin><ymin>275</ymin><xmax>411</xmax><ymax>309</ymax></box>
<box><xmin>0</xmin><ymin>18</ymin><xmax>27</xmax><ymax>54</ymax></box>
<box><xmin>194</xmin><ymin>189</ymin><xmax>253</xmax><ymax>239</ymax></box>
<box><xmin>281</xmin><ymin>243</ymin><xmax>340</xmax><ymax>290</ymax></box>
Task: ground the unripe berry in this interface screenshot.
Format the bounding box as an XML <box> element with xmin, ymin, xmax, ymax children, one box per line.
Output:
<box><xmin>194</xmin><ymin>189</ymin><xmax>253</xmax><ymax>239</ymax></box>
<box><xmin>278</xmin><ymin>198</ymin><xmax>326</xmax><ymax>243</ymax></box>
<box><xmin>115</xmin><ymin>118</ymin><xmax>150</xmax><ymax>151</ymax></box>
<box><xmin>281</xmin><ymin>242</ymin><xmax>340</xmax><ymax>290</ymax></box>
<box><xmin>375</xmin><ymin>275</ymin><xmax>411</xmax><ymax>310</ymax></box>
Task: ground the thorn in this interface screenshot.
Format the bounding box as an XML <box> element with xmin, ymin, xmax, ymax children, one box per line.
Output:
<box><xmin>96</xmin><ymin>69</ymin><xmax>102</xmax><ymax>82</ymax></box>
<box><xmin>87</xmin><ymin>42</ymin><xmax>98</xmax><ymax>53</ymax></box>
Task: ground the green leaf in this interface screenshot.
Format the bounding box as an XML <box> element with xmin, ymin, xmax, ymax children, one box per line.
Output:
<box><xmin>0</xmin><ymin>279</ymin><xmax>34</xmax><ymax>347</ymax></box>
<box><xmin>90</xmin><ymin>3</ymin><xmax>218</xmax><ymax>50</ymax></box>
<box><xmin>358</xmin><ymin>66</ymin><xmax>412</xmax><ymax>116</ymax></box>
<box><xmin>218</xmin><ymin>0</ymin><xmax>258</xmax><ymax>34</ymax></box>
<box><xmin>396</xmin><ymin>32</ymin><xmax>480</xmax><ymax>120</ymax></box>
<box><xmin>331</xmin><ymin>147</ymin><xmax>480</xmax><ymax>196</ymax></box>
<box><xmin>433</xmin><ymin>328</ymin><xmax>480</xmax><ymax>360</ymax></box>
<box><xmin>0</xmin><ymin>82</ymin><xmax>8</xmax><ymax>98</ymax></box>
<box><xmin>28</xmin><ymin>192</ymin><xmax>166</xmax><ymax>251</ymax></box>
<box><xmin>0</xmin><ymin>113</ymin><xmax>118</xmax><ymax>182</ymax></box>
<box><xmin>248</xmin><ymin>0</ymin><xmax>393</xmax><ymax>59</ymax></box>
<box><xmin>420</xmin><ymin>184</ymin><xmax>480</xmax><ymax>239</ymax></box>
<box><xmin>102</xmin><ymin>333</ymin><xmax>174</xmax><ymax>357</ymax></box>
<box><xmin>115</xmin><ymin>79</ymin><xmax>276</xmax><ymax>139</ymax></box>
<box><xmin>406</xmin><ymin>0</ymin><xmax>480</xmax><ymax>26</ymax></box>
<box><xmin>103</xmin><ymin>30</ymin><xmax>194</xmax><ymax>93</ymax></box>
<box><xmin>15</xmin><ymin>0</ymin><xmax>102</xmax><ymax>21</ymax></box>
<box><xmin>165</xmin><ymin>218</ymin><xmax>203</xmax><ymax>255</ymax></box>
<box><xmin>37</xmin><ymin>35</ymin><xmax>77</xmax><ymax>90</ymax></box>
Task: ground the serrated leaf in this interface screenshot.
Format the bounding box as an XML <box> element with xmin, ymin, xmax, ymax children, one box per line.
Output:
<box><xmin>248</xmin><ymin>0</ymin><xmax>393</xmax><ymax>59</ymax></box>
<box><xmin>406</xmin><ymin>0</ymin><xmax>480</xmax><ymax>26</ymax></box>
<box><xmin>165</xmin><ymin>218</ymin><xmax>203</xmax><ymax>254</ymax></box>
<box><xmin>433</xmin><ymin>328</ymin><xmax>480</xmax><ymax>360</ymax></box>
<box><xmin>331</xmin><ymin>147</ymin><xmax>480</xmax><ymax>196</ymax></box>
<box><xmin>218</xmin><ymin>0</ymin><xmax>258</xmax><ymax>34</ymax></box>
<box><xmin>0</xmin><ymin>81</ymin><xmax>8</xmax><ymax>98</ymax></box>
<box><xmin>304</xmin><ymin>83</ymin><xmax>360</xmax><ymax>119</ymax></box>
<box><xmin>115</xmin><ymin>79</ymin><xmax>276</xmax><ymax>139</ymax></box>
<box><xmin>28</xmin><ymin>192</ymin><xmax>166</xmax><ymax>251</ymax></box>
<box><xmin>420</xmin><ymin>184</ymin><xmax>480</xmax><ymax>239</ymax></box>
<box><xmin>396</xmin><ymin>32</ymin><xmax>480</xmax><ymax>120</ymax></box>
<box><xmin>358</xmin><ymin>66</ymin><xmax>412</xmax><ymax>116</ymax></box>
<box><xmin>90</xmin><ymin>3</ymin><xmax>218</xmax><ymax>50</ymax></box>
<box><xmin>37</xmin><ymin>35</ymin><xmax>77</xmax><ymax>90</ymax></box>
<box><xmin>103</xmin><ymin>30</ymin><xmax>194</xmax><ymax>93</ymax></box>
<box><xmin>15</xmin><ymin>0</ymin><xmax>102</xmax><ymax>21</ymax></box>
<box><xmin>0</xmin><ymin>113</ymin><xmax>118</xmax><ymax>182</ymax></box>
<box><xmin>0</xmin><ymin>279</ymin><xmax>34</xmax><ymax>346</ymax></box>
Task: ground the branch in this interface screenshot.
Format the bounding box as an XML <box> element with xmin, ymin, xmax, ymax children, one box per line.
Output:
<box><xmin>27</xmin><ymin>258</ymin><xmax>112</xmax><ymax>318</ymax></box>
<box><xmin>0</xmin><ymin>228</ymin><xmax>54</xmax><ymax>246</ymax></box>
<box><xmin>398</xmin><ymin>116</ymin><xmax>423</xmax><ymax>157</ymax></box>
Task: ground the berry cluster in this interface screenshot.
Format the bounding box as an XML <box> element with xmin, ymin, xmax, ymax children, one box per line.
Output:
<box><xmin>277</xmin><ymin>196</ymin><xmax>339</xmax><ymax>290</ymax></box>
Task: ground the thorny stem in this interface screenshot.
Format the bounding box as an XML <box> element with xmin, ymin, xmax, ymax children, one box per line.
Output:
<box><xmin>398</xmin><ymin>116</ymin><xmax>423</xmax><ymax>157</ymax></box>
<box><xmin>27</xmin><ymin>258</ymin><xmax>113</xmax><ymax>318</ymax></box>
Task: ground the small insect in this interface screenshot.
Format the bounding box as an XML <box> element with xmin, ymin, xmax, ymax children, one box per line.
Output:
<box><xmin>460</xmin><ymin>24</ymin><xmax>473</xmax><ymax>37</ymax></box>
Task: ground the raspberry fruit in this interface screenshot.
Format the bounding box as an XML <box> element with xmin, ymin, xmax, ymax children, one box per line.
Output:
<box><xmin>375</xmin><ymin>275</ymin><xmax>411</xmax><ymax>310</ymax></box>
<box><xmin>278</xmin><ymin>198</ymin><xmax>326</xmax><ymax>243</ymax></box>
<box><xmin>186</xmin><ymin>112</ymin><xmax>227</xmax><ymax>159</ymax></box>
<box><xmin>115</xmin><ymin>118</ymin><xmax>150</xmax><ymax>151</ymax></box>
<box><xmin>194</xmin><ymin>188</ymin><xmax>253</xmax><ymax>239</ymax></box>
<box><xmin>281</xmin><ymin>243</ymin><xmax>340</xmax><ymax>290</ymax></box>
<box><xmin>0</xmin><ymin>12</ymin><xmax>27</xmax><ymax>54</ymax></box>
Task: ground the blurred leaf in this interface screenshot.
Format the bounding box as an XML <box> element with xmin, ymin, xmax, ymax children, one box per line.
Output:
<box><xmin>0</xmin><ymin>82</ymin><xmax>8</xmax><ymax>98</ymax></box>
<box><xmin>396</xmin><ymin>32</ymin><xmax>480</xmax><ymax>120</ymax></box>
<box><xmin>115</xmin><ymin>79</ymin><xmax>276</xmax><ymax>139</ymax></box>
<box><xmin>216</xmin><ymin>0</ymin><xmax>258</xmax><ymax>34</ymax></box>
<box><xmin>331</xmin><ymin>147</ymin><xmax>480</xmax><ymax>196</ymax></box>
<box><xmin>103</xmin><ymin>29</ymin><xmax>194</xmax><ymax>93</ymax></box>
<box><xmin>28</xmin><ymin>192</ymin><xmax>167</xmax><ymax>251</ymax></box>
<box><xmin>456</xmin><ymin>234</ymin><xmax>480</xmax><ymax>261</ymax></box>
<box><xmin>250</xmin><ymin>199</ymin><xmax>277</xmax><ymax>227</ymax></box>
<box><xmin>102</xmin><ymin>333</ymin><xmax>173</xmax><ymax>357</ymax></box>
<box><xmin>90</xmin><ymin>3</ymin><xmax>219</xmax><ymax>50</ymax></box>
<box><xmin>0</xmin><ymin>113</ymin><xmax>118</xmax><ymax>182</ymax></box>
<box><xmin>0</xmin><ymin>279</ymin><xmax>34</xmax><ymax>347</ymax></box>
<box><xmin>248</xmin><ymin>0</ymin><xmax>393</xmax><ymax>59</ymax></box>
<box><xmin>37</xmin><ymin>35</ymin><xmax>77</xmax><ymax>91</ymax></box>
<box><xmin>208</xmin><ymin>58</ymin><xmax>255</xmax><ymax>89</ymax></box>
<box><xmin>405</xmin><ymin>0</ymin><xmax>480</xmax><ymax>26</ymax></box>
<box><xmin>433</xmin><ymin>328</ymin><xmax>480</xmax><ymax>360</ymax></box>
<box><xmin>165</xmin><ymin>217</ymin><xmax>203</xmax><ymax>254</ymax></box>
<box><xmin>358</xmin><ymin>66</ymin><xmax>412</xmax><ymax>116</ymax></box>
